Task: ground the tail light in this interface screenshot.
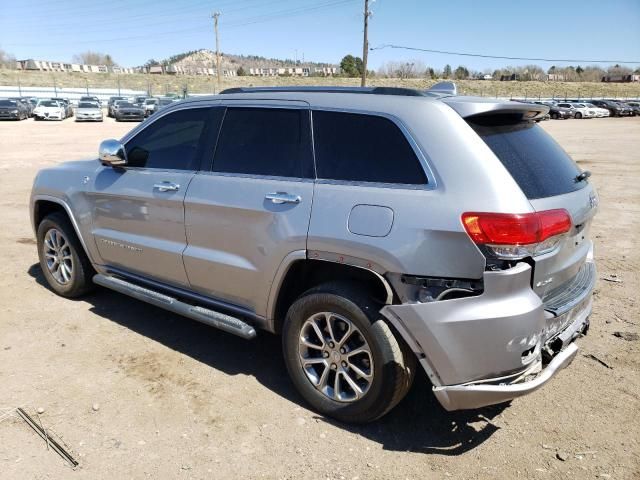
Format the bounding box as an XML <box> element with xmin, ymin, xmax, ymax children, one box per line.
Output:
<box><xmin>461</xmin><ymin>209</ymin><xmax>572</xmax><ymax>259</ymax></box>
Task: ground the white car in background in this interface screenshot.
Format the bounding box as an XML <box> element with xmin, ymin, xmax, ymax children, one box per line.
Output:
<box><xmin>557</xmin><ymin>102</ymin><xmax>596</xmax><ymax>119</ymax></box>
<box><xmin>33</xmin><ymin>100</ymin><xmax>66</xmax><ymax>121</ymax></box>
<box><xmin>583</xmin><ymin>103</ymin><xmax>610</xmax><ymax>118</ymax></box>
<box><xmin>75</xmin><ymin>101</ymin><xmax>103</xmax><ymax>122</ymax></box>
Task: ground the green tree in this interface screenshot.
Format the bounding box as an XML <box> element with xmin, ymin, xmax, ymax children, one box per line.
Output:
<box><xmin>576</xmin><ymin>65</ymin><xmax>584</xmax><ymax>76</ymax></box>
<box><xmin>339</xmin><ymin>54</ymin><xmax>364</xmax><ymax>77</ymax></box>
<box><xmin>236</xmin><ymin>66</ymin><xmax>247</xmax><ymax>76</ymax></box>
<box><xmin>454</xmin><ymin>65</ymin><xmax>469</xmax><ymax>79</ymax></box>
<box><xmin>443</xmin><ymin>64</ymin><xmax>452</xmax><ymax>78</ymax></box>
<box><xmin>426</xmin><ymin>67</ymin><xmax>436</xmax><ymax>79</ymax></box>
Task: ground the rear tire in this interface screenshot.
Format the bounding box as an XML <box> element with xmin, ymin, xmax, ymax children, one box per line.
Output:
<box><xmin>551</xmin><ymin>112</ymin><xmax>559</xmax><ymax>120</ymax></box>
<box><xmin>574</xmin><ymin>112</ymin><xmax>582</xmax><ymax>119</ymax></box>
<box><xmin>282</xmin><ymin>282</ymin><xmax>415</xmax><ymax>423</ymax></box>
<box><xmin>37</xmin><ymin>212</ymin><xmax>95</xmax><ymax>298</ymax></box>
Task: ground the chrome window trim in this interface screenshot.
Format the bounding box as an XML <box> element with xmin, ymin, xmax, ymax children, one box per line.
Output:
<box><xmin>310</xmin><ymin>106</ymin><xmax>438</xmax><ymax>191</ymax></box>
<box><xmin>196</xmin><ymin>170</ymin><xmax>315</xmax><ymax>184</ymax></box>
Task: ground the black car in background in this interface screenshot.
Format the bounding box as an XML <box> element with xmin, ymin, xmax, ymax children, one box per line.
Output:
<box><xmin>9</xmin><ymin>97</ymin><xmax>34</xmax><ymax>117</ymax></box>
<box><xmin>546</xmin><ymin>104</ymin><xmax>574</xmax><ymax>120</ymax></box>
<box><xmin>113</xmin><ymin>101</ymin><xmax>145</xmax><ymax>122</ymax></box>
<box><xmin>591</xmin><ymin>99</ymin><xmax>628</xmax><ymax>117</ymax></box>
<box><xmin>107</xmin><ymin>96</ymin><xmax>128</xmax><ymax>117</ymax></box>
<box><xmin>625</xmin><ymin>101</ymin><xmax>640</xmax><ymax>116</ymax></box>
<box><xmin>0</xmin><ymin>98</ymin><xmax>30</xmax><ymax>120</ymax></box>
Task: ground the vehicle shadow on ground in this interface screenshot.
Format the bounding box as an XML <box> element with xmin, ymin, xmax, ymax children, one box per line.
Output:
<box><xmin>28</xmin><ymin>263</ymin><xmax>505</xmax><ymax>455</ymax></box>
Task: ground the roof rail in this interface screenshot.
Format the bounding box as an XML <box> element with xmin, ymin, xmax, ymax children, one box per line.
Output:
<box><xmin>219</xmin><ymin>86</ymin><xmax>429</xmax><ymax>97</ymax></box>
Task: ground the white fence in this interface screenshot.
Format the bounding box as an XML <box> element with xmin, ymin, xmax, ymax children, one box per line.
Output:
<box><xmin>0</xmin><ymin>85</ymin><xmax>147</xmax><ymax>104</ymax></box>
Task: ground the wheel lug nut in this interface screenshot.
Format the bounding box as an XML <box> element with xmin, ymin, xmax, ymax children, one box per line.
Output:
<box><xmin>328</xmin><ymin>342</ymin><xmax>335</xmax><ymax>348</ymax></box>
<box><xmin>330</xmin><ymin>363</ymin><xmax>337</xmax><ymax>370</ymax></box>
<box><xmin>339</xmin><ymin>348</ymin><xmax>345</xmax><ymax>354</ymax></box>
<box><xmin>323</xmin><ymin>351</ymin><xmax>329</xmax><ymax>358</ymax></box>
<box><xmin>341</xmin><ymin>361</ymin><xmax>347</xmax><ymax>368</ymax></box>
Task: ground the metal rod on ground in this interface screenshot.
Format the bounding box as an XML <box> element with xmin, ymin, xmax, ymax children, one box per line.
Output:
<box><xmin>16</xmin><ymin>408</ymin><xmax>78</xmax><ymax>468</ymax></box>
<box><xmin>213</xmin><ymin>11</ymin><xmax>222</xmax><ymax>91</ymax></box>
<box><xmin>360</xmin><ymin>0</ymin><xmax>369</xmax><ymax>87</ymax></box>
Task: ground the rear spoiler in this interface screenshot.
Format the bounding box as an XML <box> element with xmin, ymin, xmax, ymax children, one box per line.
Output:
<box><xmin>426</xmin><ymin>82</ymin><xmax>549</xmax><ymax>121</ymax></box>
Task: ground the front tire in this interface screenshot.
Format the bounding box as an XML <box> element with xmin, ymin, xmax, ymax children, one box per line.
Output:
<box><xmin>282</xmin><ymin>282</ymin><xmax>415</xmax><ymax>423</ymax></box>
<box><xmin>37</xmin><ymin>212</ymin><xmax>94</xmax><ymax>298</ymax></box>
<box><xmin>574</xmin><ymin>112</ymin><xmax>582</xmax><ymax>119</ymax></box>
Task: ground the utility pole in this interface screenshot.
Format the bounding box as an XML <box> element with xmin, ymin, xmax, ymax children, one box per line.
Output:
<box><xmin>212</xmin><ymin>11</ymin><xmax>222</xmax><ymax>91</ymax></box>
<box><xmin>361</xmin><ymin>0</ymin><xmax>370</xmax><ymax>87</ymax></box>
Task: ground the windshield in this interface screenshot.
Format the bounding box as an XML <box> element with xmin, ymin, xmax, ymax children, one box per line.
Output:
<box><xmin>159</xmin><ymin>99</ymin><xmax>173</xmax><ymax>105</ymax></box>
<box><xmin>117</xmin><ymin>102</ymin><xmax>134</xmax><ymax>108</ymax></box>
<box><xmin>144</xmin><ymin>99</ymin><xmax>157</xmax><ymax>104</ymax></box>
<box><xmin>78</xmin><ymin>102</ymin><xmax>98</xmax><ymax>108</ymax></box>
<box><xmin>39</xmin><ymin>101</ymin><xmax>59</xmax><ymax>107</ymax></box>
<box><xmin>0</xmin><ymin>100</ymin><xmax>17</xmax><ymax>107</ymax></box>
<box><xmin>468</xmin><ymin>115</ymin><xmax>585</xmax><ymax>199</ymax></box>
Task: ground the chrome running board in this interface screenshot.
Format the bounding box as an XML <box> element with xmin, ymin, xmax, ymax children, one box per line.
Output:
<box><xmin>93</xmin><ymin>274</ymin><xmax>257</xmax><ymax>340</ymax></box>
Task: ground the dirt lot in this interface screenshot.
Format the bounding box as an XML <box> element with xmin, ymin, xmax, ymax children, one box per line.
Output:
<box><xmin>0</xmin><ymin>114</ymin><xmax>638</xmax><ymax>479</ymax></box>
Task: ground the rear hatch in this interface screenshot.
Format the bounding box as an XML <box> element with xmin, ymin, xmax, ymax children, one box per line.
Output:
<box><xmin>444</xmin><ymin>97</ymin><xmax>597</xmax><ymax>314</ymax></box>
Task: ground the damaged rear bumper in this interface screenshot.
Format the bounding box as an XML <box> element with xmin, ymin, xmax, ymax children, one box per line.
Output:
<box><xmin>433</xmin><ymin>342</ymin><xmax>578</xmax><ymax>411</ymax></box>
<box><xmin>381</xmin><ymin>260</ymin><xmax>594</xmax><ymax>411</ymax></box>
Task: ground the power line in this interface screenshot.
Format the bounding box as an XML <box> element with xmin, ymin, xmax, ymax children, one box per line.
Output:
<box><xmin>4</xmin><ymin>0</ymin><xmax>357</xmax><ymax>47</ymax></box>
<box><xmin>370</xmin><ymin>44</ymin><xmax>640</xmax><ymax>65</ymax></box>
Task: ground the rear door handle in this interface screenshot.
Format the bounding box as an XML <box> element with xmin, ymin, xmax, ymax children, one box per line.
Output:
<box><xmin>153</xmin><ymin>182</ymin><xmax>180</xmax><ymax>192</ymax></box>
<box><xmin>265</xmin><ymin>192</ymin><xmax>301</xmax><ymax>204</ymax></box>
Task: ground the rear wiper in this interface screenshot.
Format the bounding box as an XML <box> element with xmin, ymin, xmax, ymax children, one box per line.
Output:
<box><xmin>574</xmin><ymin>170</ymin><xmax>592</xmax><ymax>183</ymax></box>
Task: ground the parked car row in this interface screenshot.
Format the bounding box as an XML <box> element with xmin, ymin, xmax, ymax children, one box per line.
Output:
<box><xmin>515</xmin><ymin>99</ymin><xmax>638</xmax><ymax>120</ymax></box>
<box><xmin>107</xmin><ymin>95</ymin><xmax>179</xmax><ymax>120</ymax></box>
<box><xmin>1</xmin><ymin>95</ymin><xmax>181</xmax><ymax>122</ymax></box>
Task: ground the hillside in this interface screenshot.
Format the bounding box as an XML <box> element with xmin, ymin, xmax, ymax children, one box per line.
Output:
<box><xmin>161</xmin><ymin>49</ymin><xmax>335</xmax><ymax>72</ymax></box>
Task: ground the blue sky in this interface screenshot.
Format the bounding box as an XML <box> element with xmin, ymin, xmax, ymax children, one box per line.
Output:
<box><xmin>1</xmin><ymin>0</ymin><xmax>639</xmax><ymax>71</ymax></box>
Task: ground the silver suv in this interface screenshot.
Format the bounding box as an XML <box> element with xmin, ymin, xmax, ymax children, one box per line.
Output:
<box><xmin>30</xmin><ymin>84</ymin><xmax>597</xmax><ymax>423</ymax></box>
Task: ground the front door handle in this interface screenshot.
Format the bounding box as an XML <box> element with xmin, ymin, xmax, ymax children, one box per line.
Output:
<box><xmin>265</xmin><ymin>192</ymin><xmax>301</xmax><ymax>204</ymax></box>
<box><xmin>153</xmin><ymin>182</ymin><xmax>180</xmax><ymax>192</ymax></box>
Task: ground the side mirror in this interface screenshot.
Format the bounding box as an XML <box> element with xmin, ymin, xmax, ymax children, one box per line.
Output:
<box><xmin>99</xmin><ymin>139</ymin><xmax>127</xmax><ymax>167</ymax></box>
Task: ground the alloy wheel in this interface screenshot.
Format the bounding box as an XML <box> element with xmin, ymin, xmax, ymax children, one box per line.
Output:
<box><xmin>43</xmin><ymin>228</ymin><xmax>74</xmax><ymax>285</ymax></box>
<box><xmin>298</xmin><ymin>312</ymin><xmax>374</xmax><ymax>403</ymax></box>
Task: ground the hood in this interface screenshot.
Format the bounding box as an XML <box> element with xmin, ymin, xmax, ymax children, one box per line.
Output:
<box><xmin>118</xmin><ymin>107</ymin><xmax>144</xmax><ymax>113</ymax></box>
<box><xmin>36</xmin><ymin>106</ymin><xmax>64</xmax><ymax>112</ymax></box>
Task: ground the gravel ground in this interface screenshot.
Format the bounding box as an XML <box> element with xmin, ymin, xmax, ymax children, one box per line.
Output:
<box><xmin>0</xmin><ymin>114</ymin><xmax>638</xmax><ymax>479</ymax></box>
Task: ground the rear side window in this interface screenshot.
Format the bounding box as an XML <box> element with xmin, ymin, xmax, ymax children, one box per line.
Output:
<box><xmin>468</xmin><ymin>115</ymin><xmax>584</xmax><ymax>199</ymax></box>
<box><xmin>312</xmin><ymin>110</ymin><xmax>427</xmax><ymax>185</ymax></box>
<box><xmin>212</xmin><ymin>107</ymin><xmax>313</xmax><ymax>178</ymax></box>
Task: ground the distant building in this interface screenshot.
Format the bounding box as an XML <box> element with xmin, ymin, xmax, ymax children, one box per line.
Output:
<box><xmin>547</xmin><ymin>73</ymin><xmax>566</xmax><ymax>81</ymax></box>
<box><xmin>601</xmin><ymin>74</ymin><xmax>640</xmax><ymax>83</ymax></box>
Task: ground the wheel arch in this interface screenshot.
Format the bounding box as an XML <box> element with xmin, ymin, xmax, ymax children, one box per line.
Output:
<box><xmin>268</xmin><ymin>256</ymin><xmax>394</xmax><ymax>334</ymax></box>
<box><xmin>32</xmin><ymin>196</ymin><xmax>94</xmax><ymax>263</ymax></box>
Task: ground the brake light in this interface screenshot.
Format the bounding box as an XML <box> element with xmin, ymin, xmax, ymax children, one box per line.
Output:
<box><xmin>461</xmin><ymin>209</ymin><xmax>572</xmax><ymax>259</ymax></box>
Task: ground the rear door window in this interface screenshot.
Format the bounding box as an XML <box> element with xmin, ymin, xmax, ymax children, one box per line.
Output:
<box><xmin>212</xmin><ymin>107</ymin><xmax>313</xmax><ymax>178</ymax></box>
<box><xmin>468</xmin><ymin>115</ymin><xmax>585</xmax><ymax>199</ymax></box>
<box><xmin>312</xmin><ymin>110</ymin><xmax>427</xmax><ymax>185</ymax></box>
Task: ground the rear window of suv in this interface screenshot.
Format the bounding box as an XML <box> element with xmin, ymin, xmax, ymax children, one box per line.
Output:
<box><xmin>468</xmin><ymin>114</ymin><xmax>585</xmax><ymax>199</ymax></box>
